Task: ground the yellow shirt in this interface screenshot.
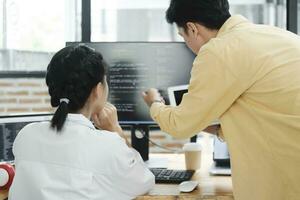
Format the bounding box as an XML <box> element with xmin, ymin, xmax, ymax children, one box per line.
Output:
<box><xmin>150</xmin><ymin>15</ymin><xmax>300</xmax><ymax>200</ymax></box>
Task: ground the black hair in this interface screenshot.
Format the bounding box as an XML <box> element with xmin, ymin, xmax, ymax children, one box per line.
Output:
<box><xmin>46</xmin><ymin>45</ymin><xmax>107</xmax><ymax>132</ymax></box>
<box><xmin>166</xmin><ymin>0</ymin><xmax>231</xmax><ymax>30</ymax></box>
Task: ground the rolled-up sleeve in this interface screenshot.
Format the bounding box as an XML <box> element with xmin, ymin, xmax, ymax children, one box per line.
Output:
<box><xmin>150</xmin><ymin>48</ymin><xmax>248</xmax><ymax>139</ymax></box>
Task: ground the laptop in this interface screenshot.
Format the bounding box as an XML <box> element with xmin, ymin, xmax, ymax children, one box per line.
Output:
<box><xmin>168</xmin><ymin>84</ymin><xmax>189</xmax><ymax>106</ymax></box>
<box><xmin>210</xmin><ymin>136</ymin><xmax>231</xmax><ymax>175</ymax></box>
<box><xmin>0</xmin><ymin>114</ymin><xmax>52</xmax><ymax>163</ymax></box>
<box><xmin>167</xmin><ymin>85</ymin><xmax>231</xmax><ymax>175</ymax></box>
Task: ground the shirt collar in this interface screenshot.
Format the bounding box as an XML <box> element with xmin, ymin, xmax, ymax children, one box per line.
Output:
<box><xmin>66</xmin><ymin>113</ymin><xmax>96</xmax><ymax>130</ymax></box>
<box><xmin>216</xmin><ymin>15</ymin><xmax>250</xmax><ymax>38</ymax></box>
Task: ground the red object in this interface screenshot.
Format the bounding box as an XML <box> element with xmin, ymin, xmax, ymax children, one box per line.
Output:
<box><xmin>0</xmin><ymin>163</ymin><xmax>15</xmax><ymax>190</ymax></box>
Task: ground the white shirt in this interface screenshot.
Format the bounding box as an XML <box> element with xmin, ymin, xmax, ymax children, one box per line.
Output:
<box><xmin>9</xmin><ymin>114</ymin><xmax>155</xmax><ymax>200</ymax></box>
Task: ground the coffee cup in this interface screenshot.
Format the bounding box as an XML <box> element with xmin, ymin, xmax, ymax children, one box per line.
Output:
<box><xmin>183</xmin><ymin>143</ymin><xmax>202</xmax><ymax>170</ymax></box>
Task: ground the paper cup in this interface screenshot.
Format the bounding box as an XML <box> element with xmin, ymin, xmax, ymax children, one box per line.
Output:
<box><xmin>183</xmin><ymin>143</ymin><xmax>202</xmax><ymax>170</ymax></box>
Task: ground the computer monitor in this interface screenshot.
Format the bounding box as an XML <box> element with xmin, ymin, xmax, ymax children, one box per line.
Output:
<box><xmin>0</xmin><ymin>114</ymin><xmax>52</xmax><ymax>162</ymax></box>
<box><xmin>67</xmin><ymin>42</ymin><xmax>196</xmax><ymax>125</ymax></box>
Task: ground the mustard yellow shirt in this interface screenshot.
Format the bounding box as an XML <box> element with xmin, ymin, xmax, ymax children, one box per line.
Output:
<box><xmin>150</xmin><ymin>15</ymin><xmax>300</xmax><ymax>200</ymax></box>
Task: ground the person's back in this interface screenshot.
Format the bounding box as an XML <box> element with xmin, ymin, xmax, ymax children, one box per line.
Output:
<box><xmin>9</xmin><ymin>115</ymin><xmax>154</xmax><ymax>200</ymax></box>
<box><xmin>202</xmin><ymin>15</ymin><xmax>300</xmax><ymax>200</ymax></box>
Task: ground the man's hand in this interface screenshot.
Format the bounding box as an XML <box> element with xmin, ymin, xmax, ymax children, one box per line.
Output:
<box><xmin>142</xmin><ymin>88</ymin><xmax>165</xmax><ymax>107</ymax></box>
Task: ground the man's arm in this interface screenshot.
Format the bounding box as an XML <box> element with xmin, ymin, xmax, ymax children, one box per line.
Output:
<box><xmin>144</xmin><ymin>49</ymin><xmax>248</xmax><ymax>139</ymax></box>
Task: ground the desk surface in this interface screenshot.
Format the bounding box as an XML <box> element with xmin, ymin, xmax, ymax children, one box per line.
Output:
<box><xmin>136</xmin><ymin>134</ymin><xmax>233</xmax><ymax>200</ymax></box>
<box><xmin>0</xmin><ymin>134</ymin><xmax>233</xmax><ymax>200</ymax></box>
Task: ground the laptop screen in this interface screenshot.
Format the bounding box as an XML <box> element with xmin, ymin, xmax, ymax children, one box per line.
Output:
<box><xmin>167</xmin><ymin>85</ymin><xmax>189</xmax><ymax>106</ymax></box>
<box><xmin>173</xmin><ymin>89</ymin><xmax>188</xmax><ymax>106</ymax></box>
<box><xmin>0</xmin><ymin>114</ymin><xmax>52</xmax><ymax>162</ymax></box>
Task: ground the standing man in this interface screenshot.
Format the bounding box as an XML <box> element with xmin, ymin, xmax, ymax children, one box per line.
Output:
<box><xmin>142</xmin><ymin>0</ymin><xmax>300</xmax><ymax>199</ymax></box>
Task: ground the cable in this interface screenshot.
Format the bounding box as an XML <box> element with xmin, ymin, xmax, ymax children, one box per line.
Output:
<box><xmin>136</xmin><ymin>127</ymin><xmax>183</xmax><ymax>154</ymax></box>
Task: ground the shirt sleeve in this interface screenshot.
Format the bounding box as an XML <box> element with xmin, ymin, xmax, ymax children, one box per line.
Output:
<box><xmin>12</xmin><ymin>123</ymin><xmax>32</xmax><ymax>165</ymax></box>
<box><xmin>150</xmin><ymin>48</ymin><xmax>249</xmax><ymax>139</ymax></box>
<box><xmin>110</xmin><ymin>137</ymin><xmax>155</xmax><ymax>198</ymax></box>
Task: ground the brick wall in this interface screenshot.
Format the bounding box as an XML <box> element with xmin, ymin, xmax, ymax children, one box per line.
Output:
<box><xmin>0</xmin><ymin>78</ymin><xmax>189</xmax><ymax>152</ymax></box>
<box><xmin>0</xmin><ymin>78</ymin><xmax>53</xmax><ymax>113</ymax></box>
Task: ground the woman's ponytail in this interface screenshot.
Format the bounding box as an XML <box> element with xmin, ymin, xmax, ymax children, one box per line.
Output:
<box><xmin>51</xmin><ymin>98</ymin><xmax>69</xmax><ymax>131</ymax></box>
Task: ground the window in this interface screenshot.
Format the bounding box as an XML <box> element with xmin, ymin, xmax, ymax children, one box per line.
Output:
<box><xmin>0</xmin><ymin>0</ymin><xmax>81</xmax><ymax>71</ymax></box>
<box><xmin>298</xmin><ymin>0</ymin><xmax>300</xmax><ymax>33</ymax></box>
<box><xmin>230</xmin><ymin>0</ymin><xmax>286</xmax><ymax>29</ymax></box>
<box><xmin>91</xmin><ymin>0</ymin><xmax>178</xmax><ymax>42</ymax></box>
<box><xmin>0</xmin><ymin>0</ymin><xmax>3</xmax><ymax>48</ymax></box>
<box><xmin>91</xmin><ymin>0</ymin><xmax>287</xmax><ymax>42</ymax></box>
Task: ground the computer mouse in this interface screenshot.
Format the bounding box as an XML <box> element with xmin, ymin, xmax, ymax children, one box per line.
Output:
<box><xmin>178</xmin><ymin>181</ymin><xmax>198</xmax><ymax>193</ymax></box>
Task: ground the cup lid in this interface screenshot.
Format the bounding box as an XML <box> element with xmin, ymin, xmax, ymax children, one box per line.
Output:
<box><xmin>183</xmin><ymin>142</ymin><xmax>202</xmax><ymax>151</ymax></box>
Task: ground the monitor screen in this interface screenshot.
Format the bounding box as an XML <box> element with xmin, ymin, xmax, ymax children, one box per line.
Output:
<box><xmin>66</xmin><ymin>42</ymin><xmax>196</xmax><ymax>124</ymax></box>
<box><xmin>0</xmin><ymin>114</ymin><xmax>52</xmax><ymax>162</ymax></box>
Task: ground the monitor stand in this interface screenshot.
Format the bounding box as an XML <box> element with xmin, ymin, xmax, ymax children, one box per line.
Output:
<box><xmin>131</xmin><ymin>125</ymin><xmax>149</xmax><ymax>161</ymax></box>
<box><xmin>130</xmin><ymin>125</ymin><xmax>199</xmax><ymax>162</ymax></box>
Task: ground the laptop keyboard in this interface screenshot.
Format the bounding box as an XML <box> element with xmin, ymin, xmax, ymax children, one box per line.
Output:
<box><xmin>150</xmin><ymin>168</ymin><xmax>195</xmax><ymax>184</ymax></box>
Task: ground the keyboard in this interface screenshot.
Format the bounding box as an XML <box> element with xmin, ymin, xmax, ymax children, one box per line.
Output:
<box><xmin>150</xmin><ymin>168</ymin><xmax>195</xmax><ymax>184</ymax></box>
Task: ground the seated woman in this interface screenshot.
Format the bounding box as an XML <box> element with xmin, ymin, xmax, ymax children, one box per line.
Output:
<box><xmin>9</xmin><ymin>45</ymin><xmax>155</xmax><ymax>200</ymax></box>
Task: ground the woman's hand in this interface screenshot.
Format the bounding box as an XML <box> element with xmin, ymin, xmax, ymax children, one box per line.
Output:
<box><xmin>92</xmin><ymin>102</ymin><xmax>121</xmax><ymax>133</ymax></box>
<box><xmin>92</xmin><ymin>103</ymin><xmax>129</xmax><ymax>146</ymax></box>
